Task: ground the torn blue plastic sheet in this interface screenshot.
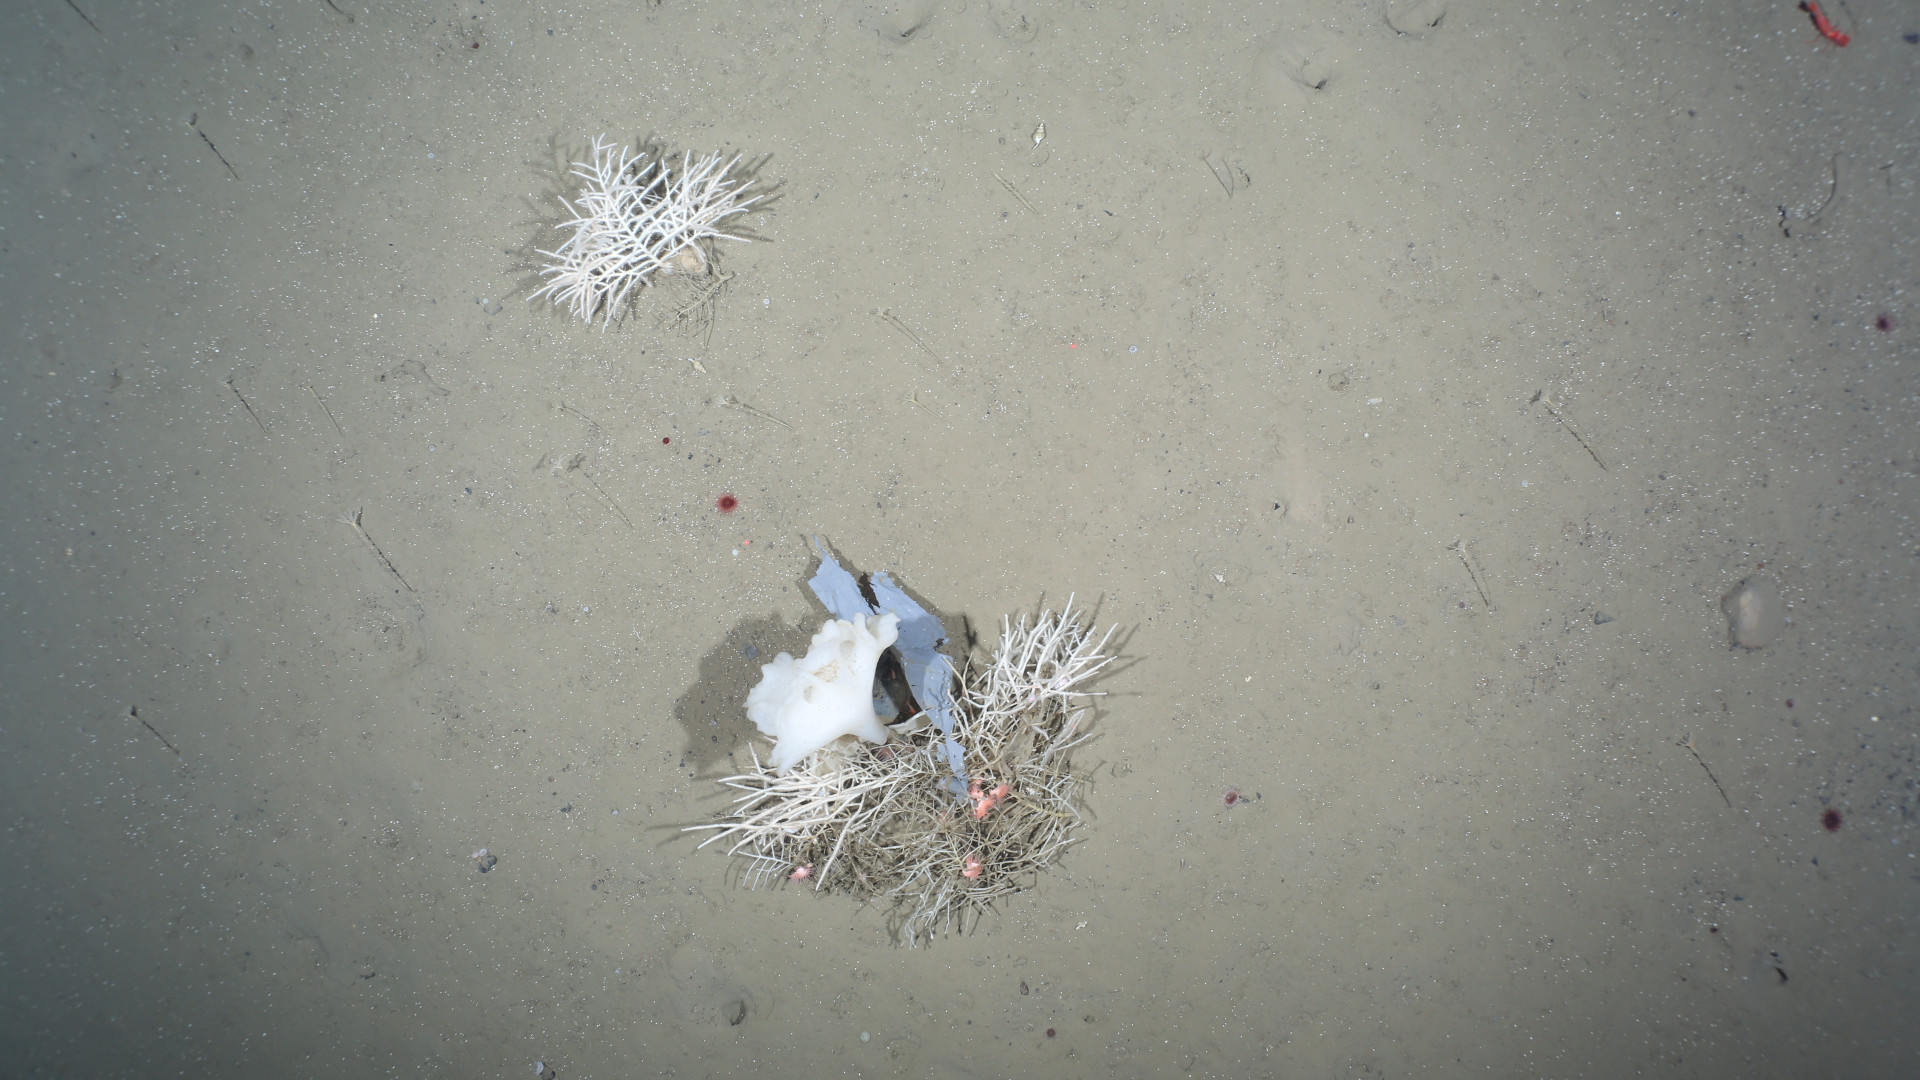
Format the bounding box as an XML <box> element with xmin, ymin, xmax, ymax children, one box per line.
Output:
<box><xmin>869</xmin><ymin>573</ymin><xmax>955</xmax><ymax>733</ymax></box>
<box><xmin>807</xmin><ymin>538</ymin><xmax>968</xmax><ymax>797</ymax></box>
<box><xmin>806</xmin><ymin>538</ymin><xmax>872</xmax><ymax>622</ymax></box>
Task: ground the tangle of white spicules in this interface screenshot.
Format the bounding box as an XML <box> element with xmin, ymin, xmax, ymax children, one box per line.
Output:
<box><xmin>532</xmin><ymin>136</ymin><xmax>761</xmax><ymax>328</ymax></box>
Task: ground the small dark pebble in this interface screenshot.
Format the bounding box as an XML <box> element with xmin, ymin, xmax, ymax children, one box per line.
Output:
<box><xmin>475</xmin><ymin>853</ymin><xmax>497</xmax><ymax>873</ymax></box>
<box><xmin>1593</xmin><ymin>611</ymin><xmax>1613</xmax><ymax>625</ymax></box>
<box><xmin>1905</xmin><ymin>32</ymin><xmax>1919</xmax><ymax>44</ymax></box>
<box><xmin>741</xmin><ymin>643</ymin><xmax>760</xmax><ymax>659</ymax></box>
<box><xmin>561</xmin><ymin>804</ymin><xmax>572</xmax><ymax>814</ymax></box>
<box><xmin>1019</xmin><ymin>980</ymin><xmax>1029</xmax><ymax>995</ymax></box>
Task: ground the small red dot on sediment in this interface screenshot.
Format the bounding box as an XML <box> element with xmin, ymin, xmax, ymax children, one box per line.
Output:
<box><xmin>1822</xmin><ymin>808</ymin><xmax>1843</xmax><ymax>832</ymax></box>
<box><xmin>661</xmin><ymin>437</ymin><xmax>671</xmax><ymax>445</ymax></box>
<box><xmin>1046</xmin><ymin>1028</ymin><xmax>1056</xmax><ymax>1038</ymax></box>
<box><xmin>1785</xmin><ymin>699</ymin><xmax>1794</xmax><ymax>708</ymax></box>
<box><xmin>716</xmin><ymin>494</ymin><xmax>739</xmax><ymax>513</ymax></box>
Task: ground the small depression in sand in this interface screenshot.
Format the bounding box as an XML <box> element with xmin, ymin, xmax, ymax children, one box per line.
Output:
<box><xmin>1721</xmin><ymin>577</ymin><xmax>1784</xmax><ymax>650</ymax></box>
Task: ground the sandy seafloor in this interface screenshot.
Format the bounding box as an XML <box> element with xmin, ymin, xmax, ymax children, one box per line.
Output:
<box><xmin>2</xmin><ymin>0</ymin><xmax>1917</xmax><ymax>1076</ymax></box>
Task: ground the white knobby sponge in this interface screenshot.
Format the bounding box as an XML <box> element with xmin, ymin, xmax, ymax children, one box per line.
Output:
<box><xmin>747</xmin><ymin>613</ymin><xmax>901</xmax><ymax>773</ymax></box>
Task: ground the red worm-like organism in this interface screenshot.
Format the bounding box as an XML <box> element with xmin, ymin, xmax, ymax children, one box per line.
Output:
<box><xmin>1801</xmin><ymin>1</ymin><xmax>1849</xmax><ymax>46</ymax></box>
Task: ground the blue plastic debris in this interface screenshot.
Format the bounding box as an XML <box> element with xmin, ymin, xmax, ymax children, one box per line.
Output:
<box><xmin>806</xmin><ymin>538</ymin><xmax>872</xmax><ymax>622</ymax></box>
<box><xmin>869</xmin><ymin>572</ymin><xmax>956</xmax><ymax>733</ymax></box>
<box><xmin>806</xmin><ymin>537</ymin><xmax>968</xmax><ymax>796</ymax></box>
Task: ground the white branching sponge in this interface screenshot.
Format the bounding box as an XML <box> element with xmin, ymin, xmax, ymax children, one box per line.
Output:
<box><xmin>686</xmin><ymin>598</ymin><xmax>1117</xmax><ymax>946</ymax></box>
<box><xmin>532</xmin><ymin>135</ymin><xmax>761</xmax><ymax>328</ymax></box>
